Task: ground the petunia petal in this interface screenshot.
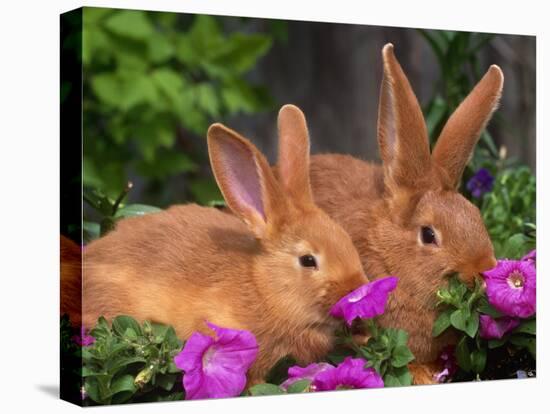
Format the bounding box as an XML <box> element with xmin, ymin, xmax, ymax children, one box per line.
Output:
<box><xmin>312</xmin><ymin>357</ymin><xmax>383</xmax><ymax>391</ymax></box>
<box><xmin>330</xmin><ymin>277</ymin><xmax>398</xmax><ymax>325</ymax></box>
<box><xmin>281</xmin><ymin>362</ymin><xmax>334</xmax><ymax>390</ymax></box>
<box><xmin>479</xmin><ymin>314</ymin><xmax>520</xmax><ymax>339</ymax></box>
<box><xmin>174</xmin><ymin>331</ymin><xmax>214</xmax><ymax>373</ymax></box>
<box><xmin>173</xmin><ymin>322</ymin><xmax>259</xmax><ymax>400</ymax></box>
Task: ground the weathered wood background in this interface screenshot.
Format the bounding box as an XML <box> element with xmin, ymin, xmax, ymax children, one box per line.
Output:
<box><xmin>229</xmin><ymin>21</ymin><xmax>536</xmax><ymax>170</ymax></box>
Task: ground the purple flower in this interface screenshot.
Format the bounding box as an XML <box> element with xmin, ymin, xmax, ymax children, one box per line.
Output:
<box><xmin>174</xmin><ymin>322</ymin><xmax>258</xmax><ymax>400</ymax></box>
<box><xmin>467</xmin><ymin>168</ymin><xmax>494</xmax><ymax>198</ymax></box>
<box><xmin>312</xmin><ymin>357</ymin><xmax>384</xmax><ymax>391</ymax></box>
<box><xmin>280</xmin><ymin>362</ymin><xmax>334</xmax><ymax>391</ymax></box>
<box><xmin>433</xmin><ymin>345</ymin><xmax>457</xmax><ymax>383</ymax></box>
<box><xmin>479</xmin><ymin>314</ymin><xmax>520</xmax><ymax>339</ymax></box>
<box><xmin>522</xmin><ymin>249</ymin><xmax>536</xmax><ymax>265</ymax></box>
<box><xmin>330</xmin><ymin>277</ymin><xmax>398</xmax><ymax>326</ymax></box>
<box><xmin>72</xmin><ymin>326</ymin><xmax>95</xmax><ymax>347</ymax></box>
<box><xmin>483</xmin><ymin>259</ymin><xmax>536</xmax><ymax>318</ymax></box>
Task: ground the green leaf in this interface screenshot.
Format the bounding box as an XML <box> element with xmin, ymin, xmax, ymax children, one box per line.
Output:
<box><xmin>210</xmin><ymin>33</ymin><xmax>272</xmax><ymax>75</ymax></box>
<box><xmin>248</xmin><ymin>383</ymin><xmax>285</xmax><ymax>396</ymax></box>
<box><xmin>114</xmin><ymin>204</ymin><xmax>162</xmax><ymax>219</ymax></box>
<box><xmin>91</xmin><ymin>73</ymin><xmax>122</xmax><ymax>107</ymax></box>
<box><xmin>154</xmin><ymin>374</ymin><xmax>178</xmax><ymax>391</ymax></box>
<box><xmin>112</xmin><ymin>315</ymin><xmax>142</xmax><ymax>337</ymax></box>
<box><xmin>84</xmin><ymin>379</ymin><xmax>101</xmax><ymax>403</ymax></box>
<box><xmin>470</xmin><ymin>348</ymin><xmax>487</xmax><ymax>374</ymax></box>
<box><xmin>123</xmin><ymin>327</ymin><xmax>138</xmax><ymax>340</ymax></box>
<box><xmin>450</xmin><ymin>308</ymin><xmax>470</xmax><ymax>332</ymax></box>
<box><xmin>432</xmin><ymin>309</ymin><xmax>452</xmax><ymax>337</ymax></box>
<box><xmin>464</xmin><ymin>311</ymin><xmax>480</xmax><ymax>338</ymax></box>
<box><xmin>287</xmin><ymin>379</ymin><xmax>312</xmax><ymax>393</ymax></box>
<box><xmin>500</xmin><ymin>233</ymin><xmax>528</xmax><ymax>259</ymax></box>
<box><xmin>515</xmin><ymin>319</ymin><xmax>536</xmax><ymax>335</ymax></box>
<box><xmin>510</xmin><ymin>334</ymin><xmax>536</xmax><ymax>355</ymax></box>
<box><xmin>195</xmin><ymin>83</ymin><xmax>220</xmax><ymax>117</ymax></box>
<box><xmin>487</xmin><ymin>338</ymin><xmax>506</xmax><ymax>349</ymax></box>
<box><xmin>391</xmin><ymin>345</ymin><xmax>415</xmax><ymax>368</ymax></box>
<box><xmin>147</xmin><ymin>32</ymin><xmax>174</xmax><ymax>63</ymax></box>
<box><xmin>106</xmin><ymin>356</ymin><xmax>147</xmax><ymax>376</ymax></box>
<box><xmin>384</xmin><ymin>366</ymin><xmax>412</xmax><ymax>387</ymax></box>
<box><xmin>394</xmin><ymin>329</ymin><xmax>409</xmax><ymax>347</ymax></box>
<box><xmin>477</xmin><ymin>298</ymin><xmax>503</xmax><ymax>318</ymax></box>
<box><xmin>455</xmin><ymin>337</ymin><xmax>471</xmax><ymax>372</ymax></box>
<box><xmin>104</xmin><ymin>10</ymin><xmax>154</xmax><ymax>40</ymax></box>
<box><xmin>110</xmin><ymin>374</ymin><xmax>137</xmax><ymax>395</ymax></box>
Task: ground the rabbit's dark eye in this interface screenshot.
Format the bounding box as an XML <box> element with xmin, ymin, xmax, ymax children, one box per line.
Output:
<box><xmin>299</xmin><ymin>254</ymin><xmax>318</xmax><ymax>269</ymax></box>
<box><xmin>421</xmin><ymin>226</ymin><xmax>437</xmax><ymax>245</ymax></box>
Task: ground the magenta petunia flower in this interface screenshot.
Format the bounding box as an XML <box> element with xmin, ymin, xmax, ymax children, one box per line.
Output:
<box><xmin>330</xmin><ymin>277</ymin><xmax>398</xmax><ymax>325</ymax></box>
<box><xmin>522</xmin><ymin>249</ymin><xmax>536</xmax><ymax>265</ymax></box>
<box><xmin>479</xmin><ymin>314</ymin><xmax>520</xmax><ymax>339</ymax></box>
<box><xmin>312</xmin><ymin>357</ymin><xmax>383</xmax><ymax>391</ymax></box>
<box><xmin>174</xmin><ymin>322</ymin><xmax>259</xmax><ymax>400</ymax></box>
<box><xmin>72</xmin><ymin>326</ymin><xmax>95</xmax><ymax>347</ymax></box>
<box><xmin>467</xmin><ymin>168</ymin><xmax>494</xmax><ymax>198</ymax></box>
<box><xmin>433</xmin><ymin>345</ymin><xmax>458</xmax><ymax>383</ymax></box>
<box><xmin>483</xmin><ymin>259</ymin><xmax>536</xmax><ymax>318</ymax></box>
<box><xmin>280</xmin><ymin>362</ymin><xmax>334</xmax><ymax>391</ymax></box>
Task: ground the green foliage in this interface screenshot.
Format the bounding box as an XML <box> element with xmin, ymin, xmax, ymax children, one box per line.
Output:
<box><xmin>248</xmin><ymin>383</ymin><xmax>286</xmax><ymax>396</ymax></box>
<box><xmin>330</xmin><ymin>320</ymin><xmax>414</xmax><ymax>387</ymax></box>
<box><xmin>83</xmin><ymin>182</ymin><xmax>161</xmax><ymax>241</ymax></box>
<box><xmin>433</xmin><ymin>276</ymin><xmax>536</xmax><ymax>378</ymax></box>
<box><xmin>419</xmin><ymin>30</ymin><xmax>496</xmax><ymax>152</ymax></box>
<box><xmin>82</xmin><ymin>8</ymin><xmax>275</xmax><ymax>203</ymax></box>
<box><xmin>81</xmin><ymin>315</ymin><xmax>184</xmax><ymax>405</ymax></box>
<box><xmin>480</xmin><ymin>166</ymin><xmax>536</xmax><ymax>258</ymax></box>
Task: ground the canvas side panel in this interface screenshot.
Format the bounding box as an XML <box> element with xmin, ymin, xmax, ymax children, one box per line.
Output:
<box><xmin>60</xmin><ymin>7</ymin><xmax>83</xmax><ymax>407</ymax></box>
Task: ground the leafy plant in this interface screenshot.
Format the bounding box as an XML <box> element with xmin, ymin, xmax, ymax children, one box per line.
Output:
<box><xmin>480</xmin><ymin>166</ymin><xmax>536</xmax><ymax>258</ymax></box>
<box><xmin>81</xmin><ymin>315</ymin><xmax>184</xmax><ymax>405</ymax></box>
<box><xmin>330</xmin><ymin>320</ymin><xmax>414</xmax><ymax>387</ymax></box>
<box><xmin>82</xmin><ymin>8</ymin><xmax>275</xmax><ymax>203</ymax></box>
<box><xmin>433</xmin><ymin>275</ymin><xmax>535</xmax><ymax>379</ymax></box>
<box><xmin>83</xmin><ymin>181</ymin><xmax>161</xmax><ymax>241</ymax></box>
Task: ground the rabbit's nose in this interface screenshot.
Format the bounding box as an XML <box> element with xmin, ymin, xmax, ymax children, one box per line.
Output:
<box><xmin>478</xmin><ymin>256</ymin><xmax>497</xmax><ymax>272</ymax></box>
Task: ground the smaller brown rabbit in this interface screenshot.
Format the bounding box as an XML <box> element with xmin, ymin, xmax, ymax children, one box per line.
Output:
<box><xmin>76</xmin><ymin>105</ymin><xmax>367</xmax><ymax>383</ymax></box>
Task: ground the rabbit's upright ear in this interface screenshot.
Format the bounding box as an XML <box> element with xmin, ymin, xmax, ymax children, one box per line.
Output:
<box><xmin>377</xmin><ymin>44</ymin><xmax>431</xmax><ymax>191</ymax></box>
<box><xmin>432</xmin><ymin>65</ymin><xmax>504</xmax><ymax>188</ymax></box>
<box><xmin>208</xmin><ymin>124</ymin><xmax>285</xmax><ymax>238</ymax></box>
<box><xmin>277</xmin><ymin>104</ymin><xmax>314</xmax><ymax>207</ymax></box>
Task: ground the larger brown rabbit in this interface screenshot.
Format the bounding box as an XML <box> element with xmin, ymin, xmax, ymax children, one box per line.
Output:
<box><xmin>73</xmin><ymin>105</ymin><xmax>367</xmax><ymax>383</ymax></box>
<box><xmin>307</xmin><ymin>44</ymin><xmax>503</xmax><ymax>382</ymax></box>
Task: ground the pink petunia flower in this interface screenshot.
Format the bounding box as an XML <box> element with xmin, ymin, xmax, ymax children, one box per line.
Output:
<box><xmin>479</xmin><ymin>314</ymin><xmax>520</xmax><ymax>339</ymax></box>
<box><xmin>174</xmin><ymin>322</ymin><xmax>258</xmax><ymax>400</ymax></box>
<box><xmin>280</xmin><ymin>362</ymin><xmax>334</xmax><ymax>391</ymax></box>
<box><xmin>330</xmin><ymin>277</ymin><xmax>398</xmax><ymax>326</ymax></box>
<box><xmin>483</xmin><ymin>259</ymin><xmax>536</xmax><ymax>318</ymax></box>
<box><xmin>312</xmin><ymin>357</ymin><xmax>384</xmax><ymax>391</ymax></box>
<box><xmin>72</xmin><ymin>326</ymin><xmax>95</xmax><ymax>347</ymax></box>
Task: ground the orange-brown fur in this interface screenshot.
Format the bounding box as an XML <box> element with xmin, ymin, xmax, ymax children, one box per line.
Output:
<box><xmin>60</xmin><ymin>235</ymin><xmax>82</xmax><ymax>326</ymax></box>
<box><xmin>308</xmin><ymin>44</ymin><xmax>503</xmax><ymax>382</ymax></box>
<box><xmin>70</xmin><ymin>106</ymin><xmax>368</xmax><ymax>383</ymax></box>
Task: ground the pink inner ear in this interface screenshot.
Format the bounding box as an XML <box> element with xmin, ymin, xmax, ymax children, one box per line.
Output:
<box><xmin>218</xmin><ymin>137</ymin><xmax>265</xmax><ymax>220</ymax></box>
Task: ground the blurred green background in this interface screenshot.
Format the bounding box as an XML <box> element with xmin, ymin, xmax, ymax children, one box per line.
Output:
<box><xmin>80</xmin><ymin>9</ymin><xmax>281</xmax><ymax>206</ymax></box>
